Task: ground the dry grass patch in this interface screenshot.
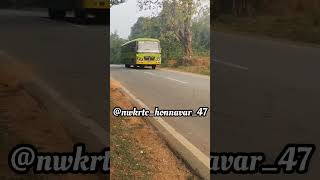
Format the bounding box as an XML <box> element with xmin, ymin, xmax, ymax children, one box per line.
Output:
<box><xmin>110</xmin><ymin>80</ymin><xmax>197</xmax><ymax>179</ymax></box>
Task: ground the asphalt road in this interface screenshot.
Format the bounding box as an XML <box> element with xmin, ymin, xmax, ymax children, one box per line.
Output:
<box><xmin>3</xmin><ymin>9</ymin><xmax>320</xmax><ymax>179</ymax></box>
<box><xmin>213</xmin><ymin>32</ymin><xmax>320</xmax><ymax>179</ymax></box>
<box><xmin>0</xmin><ymin>9</ymin><xmax>109</xmax><ymax>144</ymax></box>
<box><xmin>110</xmin><ymin>65</ymin><xmax>210</xmax><ymax>156</ymax></box>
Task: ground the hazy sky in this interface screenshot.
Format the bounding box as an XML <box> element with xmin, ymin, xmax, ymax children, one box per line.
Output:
<box><xmin>110</xmin><ymin>0</ymin><xmax>160</xmax><ymax>39</ymax></box>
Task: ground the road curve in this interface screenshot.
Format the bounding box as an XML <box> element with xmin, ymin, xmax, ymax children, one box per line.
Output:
<box><xmin>110</xmin><ymin>65</ymin><xmax>210</xmax><ymax>156</ymax></box>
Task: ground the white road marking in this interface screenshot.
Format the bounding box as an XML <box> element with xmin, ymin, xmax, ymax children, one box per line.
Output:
<box><xmin>111</xmin><ymin>77</ymin><xmax>210</xmax><ymax>171</ymax></box>
<box><xmin>110</xmin><ymin>64</ymin><xmax>123</xmax><ymax>67</ymax></box>
<box><xmin>143</xmin><ymin>71</ymin><xmax>188</xmax><ymax>84</ymax></box>
<box><xmin>143</xmin><ymin>71</ymin><xmax>157</xmax><ymax>76</ymax></box>
<box><xmin>213</xmin><ymin>59</ymin><xmax>249</xmax><ymax>71</ymax></box>
<box><xmin>159</xmin><ymin>68</ymin><xmax>210</xmax><ymax>79</ymax></box>
<box><xmin>164</xmin><ymin>77</ymin><xmax>188</xmax><ymax>84</ymax></box>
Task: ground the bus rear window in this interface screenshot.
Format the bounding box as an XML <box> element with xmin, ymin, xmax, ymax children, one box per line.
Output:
<box><xmin>137</xmin><ymin>41</ymin><xmax>160</xmax><ymax>53</ymax></box>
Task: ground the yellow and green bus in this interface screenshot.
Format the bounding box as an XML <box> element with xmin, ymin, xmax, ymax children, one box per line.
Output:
<box><xmin>121</xmin><ymin>38</ymin><xmax>161</xmax><ymax>69</ymax></box>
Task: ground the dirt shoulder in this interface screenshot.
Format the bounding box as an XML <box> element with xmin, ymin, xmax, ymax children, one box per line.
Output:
<box><xmin>110</xmin><ymin>80</ymin><xmax>197</xmax><ymax>179</ymax></box>
<box><xmin>161</xmin><ymin>56</ymin><xmax>210</xmax><ymax>76</ymax></box>
<box><xmin>0</xmin><ymin>55</ymin><xmax>101</xmax><ymax>179</ymax></box>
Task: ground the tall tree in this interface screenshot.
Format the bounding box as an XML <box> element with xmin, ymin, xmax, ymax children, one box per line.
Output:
<box><xmin>110</xmin><ymin>31</ymin><xmax>127</xmax><ymax>64</ymax></box>
<box><xmin>162</xmin><ymin>0</ymin><xmax>200</xmax><ymax>57</ymax></box>
<box><xmin>129</xmin><ymin>17</ymin><xmax>161</xmax><ymax>40</ymax></box>
<box><xmin>138</xmin><ymin>0</ymin><xmax>203</xmax><ymax>57</ymax></box>
<box><xmin>192</xmin><ymin>9</ymin><xmax>210</xmax><ymax>55</ymax></box>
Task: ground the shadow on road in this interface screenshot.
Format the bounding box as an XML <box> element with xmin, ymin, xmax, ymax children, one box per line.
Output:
<box><xmin>130</xmin><ymin>66</ymin><xmax>155</xmax><ymax>70</ymax></box>
<box><xmin>41</xmin><ymin>16</ymin><xmax>109</xmax><ymax>26</ymax></box>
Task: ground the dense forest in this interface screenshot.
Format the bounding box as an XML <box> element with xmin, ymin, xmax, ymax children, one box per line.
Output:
<box><xmin>111</xmin><ymin>0</ymin><xmax>210</xmax><ymax>75</ymax></box>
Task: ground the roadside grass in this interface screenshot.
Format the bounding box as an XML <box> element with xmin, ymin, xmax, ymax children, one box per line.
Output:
<box><xmin>161</xmin><ymin>65</ymin><xmax>210</xmax><ymax>76</ymax></box>
<box><xmin>161</xmin><ymin>56</ymin><xmax>210</xmax><ymax>76</ymax></box>
<box><xmin>0</xmin><ymin>56</ymin><xmax>101</xmax><ymax>180</ymax></box>
<box><xmin>215</xmin><ymin>14</ymin><xmax>320</xmax><ymax>44</ymax></box>
<box><xmin>110</xmin><ymin>101</ymin><xmax>151</xmax><ymax>179</ymax></box>
<box><xmin>110</xmin><ymin>80</ymin><xmax>195</xmax><ymax>179</ymax></box>
<box><xmin>173</xmin><ymin>65</ymin><xmax>210</xmax><ymax>76</ymax></box>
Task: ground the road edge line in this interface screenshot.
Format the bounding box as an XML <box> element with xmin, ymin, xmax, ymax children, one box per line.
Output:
<box><xmin>29</xmin><ymin>76</ymin><xmax>107</xmax><ymax>146</ymax></box>
<box><xmin>158</xmin><ymin>67</ymin><xmax>210</xmax><ymax>79</ymax></box>
<box><xmin>213</xmin><ymin>59</ymin><xmax>249</xmax><ymax>71</ymax></box>
<box><xmin>2</xmin><ymin>51</ymin><xmax>107</xmax><ymax>151</ymax></box>
<box><xmin>112</xmin><ymin>77</ymin><xmax>210</xmax><ymax>179</ymax></box>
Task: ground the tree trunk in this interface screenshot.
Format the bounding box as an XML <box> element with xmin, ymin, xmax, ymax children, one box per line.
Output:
<box><xmin>183</xmin><ymin>0</ymin><xmax>193</xmax><ymax>57</ymax></box>
<box><xmin>183</xmin><ymin>30</ymin><xmax>193</xmax><ymax>57</ymax></box>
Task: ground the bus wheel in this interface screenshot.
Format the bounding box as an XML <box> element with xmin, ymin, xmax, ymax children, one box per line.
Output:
<box><xmin>133</xmin><ymin>65</ymin><xmax>138</xmax><ymax>68</ymax></box>
<box><xmin>152</xmin><ymin>65</ymin><xmax>156</xmax><ymax>69</ymax></box>
<box><xmin>140</xmin><ymin>65</ymin><xmax>145</xmax><ymax>69</ymax></box>
<box><xmin>125</xmin><ymin>64</ymin><xmax>130</xmax><ymax>68</ymax></box>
